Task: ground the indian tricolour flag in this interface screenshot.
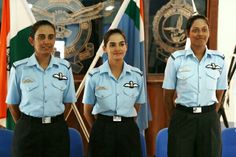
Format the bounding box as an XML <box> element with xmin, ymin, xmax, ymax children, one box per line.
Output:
<box><xmin>0</xmin><ymin>0</ymin><xmax>35</xmax><ymax>128</ymax></box>
<box><xmin>102</xmin><ymin>0</ymin><xmax>151</xmax><ymax>132</ymax></box>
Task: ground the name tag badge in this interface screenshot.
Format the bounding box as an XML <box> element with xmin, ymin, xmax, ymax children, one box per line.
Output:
<box><xmin>42</xmin><ymin>117</ymin><xmax>51</xmax><ymax>124</ymax></box>
<box><xmin>113</xmin><ymin>116</ymin><xmax>122</xmax><ymax>122</ymax></box>
<box><xmin>193</xmin><ymin>107</ymin><xmax>202</xmax><ymax>113</ymax></box>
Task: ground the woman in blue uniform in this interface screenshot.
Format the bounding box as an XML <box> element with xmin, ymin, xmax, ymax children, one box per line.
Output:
<box><xmin>163</xmin><ymin>14</ymin><xmax>227</xmax><ymax>157</ymax></box>
<box><xmin>83</xmin><ymin>28</ymin><xmax>145</xmax><ymax>157</ymax></box>
<box><xmin>6</xmin><ymin>20</ymin><xmax>76</xmax><ymax>157</ymax></box>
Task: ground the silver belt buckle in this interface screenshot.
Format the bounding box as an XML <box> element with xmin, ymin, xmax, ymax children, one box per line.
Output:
<box><xmin>113</xmin><ymin>116</ymin><xmax>122</xmax><ymax>122</ymax></box>
<box><xmin>42</xmin><ymin>117</ymin><xmax>51</xmax><ymax>124</ymax></box>
<box><xmin>193</xmin><ymin>107</ymin><xmax>202</xmax><ymax>113</ymax></box>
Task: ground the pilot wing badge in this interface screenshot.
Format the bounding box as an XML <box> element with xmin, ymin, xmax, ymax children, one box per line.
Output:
<box><xmin>53</xmin><ymin>72</ymin><xmax>68</xmax><ymax>80</ymax></box>
<box><xmin>123</xmin><ymin>81</ymin><xmax>139</xmax><ymax>88</ymax></box>
<box><xmin>206</xmin><ymin>63</ymin><xmax>221</xmax><ymax>70</ymax></box>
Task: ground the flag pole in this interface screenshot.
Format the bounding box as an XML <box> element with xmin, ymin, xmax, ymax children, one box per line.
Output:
<box><xmin>191</xmin><ymin>0</ymin><xmax>198</xmax><ymax>15</ymax></box>
<box><xmin>68</xmin><ymin>44</ymin><xmax>104</xmax><ymax>142</ymax></box>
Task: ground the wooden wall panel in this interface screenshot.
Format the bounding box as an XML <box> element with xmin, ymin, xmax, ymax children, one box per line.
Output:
<box><xmin>145</xmin><ymin>75</ymin><xmax>168</xmax><ymax>157</ymax></box>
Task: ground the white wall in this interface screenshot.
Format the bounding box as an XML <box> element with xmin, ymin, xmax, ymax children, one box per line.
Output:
<box><xmin>218</xmin><ymin>0</ymin><xmax>236</xmax><ymax>127</ymax></box>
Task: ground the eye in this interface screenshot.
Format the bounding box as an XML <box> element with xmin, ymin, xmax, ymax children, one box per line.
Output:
<box><xmin>48</xmin><ymin>34</ymin><xmax>55</xmax><ymax>40</ymax></box>
<box><xmin>109</xmin><ymin>43</ymin><xmax>116</xmax><ymax>47</ymax></box>
<box><xmin>202</xmin><ymin>28</ymin><xmax>208</xmax><ymax>32</ymax></box>
<box><xmin>37</xmin><ymin>34</ymin><xmax>46</xmax><ymax>40</ymax></box>
<box><xmin>119</xmin><ymin>42</ymin><xmax>125</xmax><ymax>47</ymax></box>
<box><xmin>191</xmin><ymin>29</ymin><xmax>199</xmax><ymax>33</ymax></box>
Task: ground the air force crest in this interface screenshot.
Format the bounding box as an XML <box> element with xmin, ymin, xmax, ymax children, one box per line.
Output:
<box><xmin>31</xmin><ymin>0</ymin><xmax>114</xmax><ymax>73</ymax></box>
<box><xmin>153</xmin><ymin>0</ymin><xmax>193</xmax><ymax>62</ymax></box>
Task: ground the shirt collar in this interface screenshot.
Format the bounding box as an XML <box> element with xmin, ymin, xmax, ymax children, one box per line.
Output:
<box><xmin>99</xmin><ymin>60</ymin><xmax>132</xmax><ymax>76</ymax></box>
<box><xmin>26</xmin><ymin>53</ymin><xmax>59</xmax><ymax>69</ymax></box>
<box><xmin>185</xmin><ymin>46</ymin><xmax>212</xmax><ymax>58</ymax></box>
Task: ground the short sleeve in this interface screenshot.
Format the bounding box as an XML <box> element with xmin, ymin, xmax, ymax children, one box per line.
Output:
<box><xmin>82</xmin><ymin>75</ymin><xmax>96</xmax><ymax>105</ymax></box>
<box><xmin>217</xmin><ymin>59</ymin><xmax>228</xmax><ymax>90</ymax></box>
<box><xmin>162</xmin><ymin>57</ymin><xmax>177</xmax><ymax>89</ymax></box>
<box><xmin>63</xmin><ymin>67</ymin><xmax>77</xmax><ymax>103</ymax></box>
<box><xmin>135</xmin><ymin>76</ymin><xmax>146</xmax><ymax>104</ymax></box>
<box><xmin>6</xmin><ymin>67</ymin><xmax>21</xmax><ymax>105</ymax></box>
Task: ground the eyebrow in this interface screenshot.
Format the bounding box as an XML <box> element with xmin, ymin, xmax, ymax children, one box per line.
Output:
<box><xmin>37</xmin><ymin>34</ymin><xmax>55</xmax><ymax>36</ymax></box>
<box><xmin>192</xmin><ymin>25</ymin><xmax>208</xmax><ymax>28</ymax></box>
<box><xmin>109</xmin><ymin>41</ymin><xmax>126</xmax><ymax>44</ymax></box>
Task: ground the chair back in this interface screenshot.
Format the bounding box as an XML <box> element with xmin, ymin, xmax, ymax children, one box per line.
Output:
<box><xmin>140</xmin><ymin>133</ymin><xmax>147</xmax><ymax>157</ymax></box>
<box><xmin>0</xmin><ymin>128</ymin><xmax>14</xmax><ymax>157</ymax></box>
<box><xmin>69</xmin><ymin>128</ymin><xmax>84</xmax><ymax>157</ymax></box>
<box><xmin>222</xmin><ymin>128</ymin><xmax>236</xmax><ymax>157</ymax></box>
<box><xmin>155</xmin><ymin>128</ymin><xmax>168</xmax><ymax>157</ymax></box>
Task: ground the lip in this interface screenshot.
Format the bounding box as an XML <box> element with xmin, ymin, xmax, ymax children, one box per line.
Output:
<box><xmin>113</xmin><ymin>52</ymin><xmax>123</xmax><ymax>55</ymax></box>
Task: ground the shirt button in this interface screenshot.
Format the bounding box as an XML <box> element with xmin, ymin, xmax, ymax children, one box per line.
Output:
<box><xmin>44</xmin><ymin>86</ymin><xmax>47</xmax><ymax>89</ymax></box>
<box><xmin>45</xmin><ymin>100</ymin><xmax>47</xmax><ymax>103</ymax></box>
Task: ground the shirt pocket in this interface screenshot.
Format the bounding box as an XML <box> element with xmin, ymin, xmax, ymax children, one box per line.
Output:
<box><xmin>206</xmin><ymin>70</ymin><xmax>220</xmax><ymax>90</ymax></box>
<box><xmin>177</xmin><ymin>70</ymin><xmax>194</xmax><ymax>89</ymax></box>
<box><xmin>95</xmin><ymin>88</ymin><xmax>113</xmax><ymax>107</ymax></box>
<box><xmin>95</xmin><ymin>88</ymin><xmax>112</xmax><ymax>99</ymax></box>
<box><xmin>51</xmin><ymin>81</ymin><xmax>67</xmax><ymax>103</ymax></box>
<box><xmin>21</xmin><ymin>82</ymin><xmax>39</xmax><ymax>92</ymax></box>
<box><xmin>123</xmin><ymin>87</ymin><xmax>139</xmax><ymax>98</ymax></box>
<box><xmin>52</xmin><ymin>81</ymin><xmax>67</xmax><ymax>91</ymax></box>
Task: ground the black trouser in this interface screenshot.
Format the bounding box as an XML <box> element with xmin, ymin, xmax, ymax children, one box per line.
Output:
<box><xmin>168</xmin><ymin>107</ymin><xmax>221</xmax><ymax>157</ymax></box>
<box><xmin>88</xmin><ymin>115</ymin><xmax>142</xmax><ymax>157</ymax></box>
<box><xmin>12</xmin><ymin>113</ymin><xmax>69</xmax><ymax>157</ymax></box>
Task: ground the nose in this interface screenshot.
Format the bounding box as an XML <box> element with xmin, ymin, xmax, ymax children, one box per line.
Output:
<box><xmin>42</xmin><ymin>37</ymin><xmax>53</xmax><ymax>44</ymax></box>
<box><xmin>198</xmin><ymin>30</ymin><xmax>204</xmax><ymax>35</ymax></box>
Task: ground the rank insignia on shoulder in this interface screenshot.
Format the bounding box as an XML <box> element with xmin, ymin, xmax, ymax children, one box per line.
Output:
<box><xmin>123</xmin><ymin>81</ymin><xmax>139</xmax><ymax>88</ymax></box>
<box><xmin>53</xmin><ymin>72</ymin><xmax>68</xmax><ymax>80</ymax></box>
<box><xmin>205</xmin><ymin>63</ymin><xmax>221</xmax><ymax>70</ymax></box>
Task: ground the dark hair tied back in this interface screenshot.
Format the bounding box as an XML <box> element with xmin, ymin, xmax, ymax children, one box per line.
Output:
<box><xmin>186</xmin><ymin>14</ymin><xmax>209</xmax><ymax>33</ymax></box>
<box><xmin>30</xmin><ymin>20</ymin><xmax>56</xmax><ymax>38</ymax></box>
<box><xmin>103</xmin><ymin>28</ymin><xmax>126</xmax><ymax>47</ymax></box>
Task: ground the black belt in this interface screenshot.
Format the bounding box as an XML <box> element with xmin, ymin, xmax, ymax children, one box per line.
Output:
<box><xmin>176</xmin><ymin>104</ymin><xmax>215</xmax><ymax>114</ymax></box>
<box><xmin>21</xmin><ymin>113</ymin><xmax>64</xmax><ymax>124</ymax></box>
<box><xmin>97</xmin><ymin>114</ymin><xmax>134</xmax><ymax>122</ymax></box>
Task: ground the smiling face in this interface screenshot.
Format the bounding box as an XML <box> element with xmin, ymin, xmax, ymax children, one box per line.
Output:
<box><xmin>187</xmin><ymin>18</ymin><xmax>210</xmax><ymax>49</ymax></box>
<box><xmin>29</xmin><ymin>25</ymin><xmax>56</xmax><ymax>57</ymax></box>
<box><xmin>103</xmin><ymin>33</ymin><xmax>127</xmax><ymax>62</ymax></box>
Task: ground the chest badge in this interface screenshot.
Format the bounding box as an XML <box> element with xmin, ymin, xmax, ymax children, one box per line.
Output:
<box><xmin>206</xmin><ymin>63</ymin><xmax>221</xmax><ymax>70</ymax></box>
<box><xmin>123</xmin><ymin>81</ymin><xmax>139</xmax><ymax>88</ymax></box>
<box><xmin>22</xmin><ymin>78</ymin><xmax>34</xmax><ymax>84</ymax></box>
<box><xmin>53</xmin><ymin>72</ymin><xmax>68</xmax><ymax>80</ymax></box>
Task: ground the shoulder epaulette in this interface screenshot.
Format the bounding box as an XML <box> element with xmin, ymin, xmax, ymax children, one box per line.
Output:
<box><xmin>12</xmin><ymin>58</ymin><xmax>28</xmax><ymax>69</ymax></box>
<box><xmin>209</xmin><ymin>50</ymin><xmax>225</xmax><ymax>60</ymax></box>
<box><xmin>131</xmin><ymin>66</ymin><xmax>143</xmax><ymax>76</ymax></box>
<box><xmin>59</xmin><ymin>59</ymin><xmax>71</xmax><ymax>69</ymax></box>
<box><xmin>170</xmin><ymin>50</ymin><xmax>185</xmax><ymax>60</ymax></box>
<box><xmin>88</xmin><ymin>68</ymin><xmax>100</xmax><ymax>77</ymax></box>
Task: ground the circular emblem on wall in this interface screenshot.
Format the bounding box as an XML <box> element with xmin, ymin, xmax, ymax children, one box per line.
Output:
<box><xmin>153</xmin><ymin>0</ymin><xmax>193</xmax><ymax>53</ymax></box>
<box><xmin>31</xmin><ymin>0</ymin><xmax>114</xmax><ymax>73</ymax></box>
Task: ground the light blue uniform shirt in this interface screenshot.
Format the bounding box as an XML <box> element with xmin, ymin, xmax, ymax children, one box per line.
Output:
<box><xmin>82</xmin><ymin>61</ymin><xmax>145</xmax><ymax>117</ymax></box>
<box><xmin>6</xmin><ymin>54</ymin><xmax>77</xmax><ymax>117</ymax></box>
<box><xmin>162</xmin><ymin>47</ymin><xmax>227</xmax><ymax>107</ymax></box>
